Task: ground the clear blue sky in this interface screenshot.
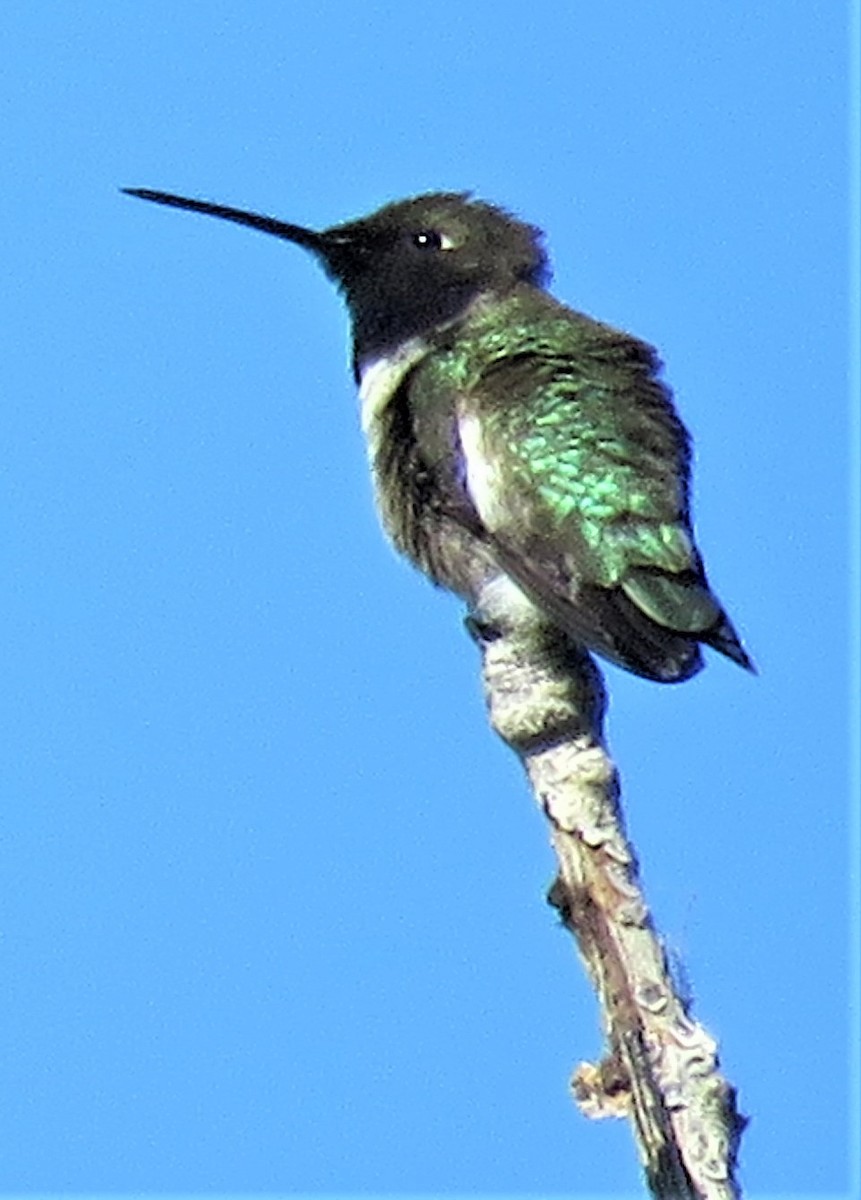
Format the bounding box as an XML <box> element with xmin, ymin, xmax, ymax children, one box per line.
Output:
<box><xmin>0</xmin><ymin>3</ymin><xmax>855</xmax><ymax>1196</ymax></box>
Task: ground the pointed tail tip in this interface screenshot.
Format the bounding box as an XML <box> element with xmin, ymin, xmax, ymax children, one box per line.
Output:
<box><xmin>728</xmin><ymin>647</ymin><xmax>758</xmax><ymax>676</ymax></box>
<box><xmin>713</xmin><ymin>630</ymin><xmax>758</xmax><ymax>676</ymax></box>
<box><xmin>740</xmin><ymin>650</ymin><xmax>758</xmax><ymax>676</ymax></box>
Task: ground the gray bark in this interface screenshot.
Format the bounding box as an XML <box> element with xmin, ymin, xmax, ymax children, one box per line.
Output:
<box><xmin>475</xmin><ymin>613</ymin><xmax>746</xmax><ymax>1198</ymax></box>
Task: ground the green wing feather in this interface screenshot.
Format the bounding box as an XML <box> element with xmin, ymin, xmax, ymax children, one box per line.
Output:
<box><xmin>417</xmin><ymin>290</ymin><xmax>752</xmax><ymax>679</ymax></box>
<box><xmin>459</xmin><ymin>308</ymin><xmax>705</xmax><ymax>589</ymax></box>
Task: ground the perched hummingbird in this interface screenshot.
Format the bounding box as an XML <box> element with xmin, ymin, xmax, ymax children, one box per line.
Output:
<box><xmin>123</xmin><ymin>187</ymin><xmax>753</xmax><ymax>683</ymax></box>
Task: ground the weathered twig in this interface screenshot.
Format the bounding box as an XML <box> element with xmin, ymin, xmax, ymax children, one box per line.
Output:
<box><xmin>476</xmin><ymin>612</ymin><xmax>747</xmax><ymax>1199</ymax></box>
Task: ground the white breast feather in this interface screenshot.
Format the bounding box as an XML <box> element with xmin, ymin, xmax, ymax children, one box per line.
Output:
<box><xmin>458</xmin><ymin>410</ymin><xmax>504</xmax><ymax>531</ymax></box>
<box><xmin>358</xmin><ymin>338</ymin><xmax>428</xmax><ymax>441</ymax></box>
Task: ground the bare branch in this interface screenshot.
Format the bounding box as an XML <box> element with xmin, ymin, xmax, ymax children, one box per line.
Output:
<box><xmin>477</xmin><ymin>617</ymin><xmax>746</xmax><ymax>1199</ymax></box>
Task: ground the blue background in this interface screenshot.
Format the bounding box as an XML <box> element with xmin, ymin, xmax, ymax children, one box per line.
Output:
<box><xmin>0</xmin><ymin>3</ymin><xmax>855</xmax><ymax>1196</ymax></box>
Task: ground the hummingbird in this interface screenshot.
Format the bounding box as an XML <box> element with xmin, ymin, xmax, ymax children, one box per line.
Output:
<box><xmin>123</xmin><ymin>187</ymin><xmax>754</xmax><ymax>683</ymax></box>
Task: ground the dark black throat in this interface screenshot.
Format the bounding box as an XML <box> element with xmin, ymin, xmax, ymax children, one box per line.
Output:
<box><xmin>346</xmin><ymin>276</ymin><xmax>482</xmax><ymax>375</ymax></box>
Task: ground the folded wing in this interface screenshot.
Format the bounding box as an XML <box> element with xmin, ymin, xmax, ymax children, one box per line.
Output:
<box><xmin>457</xmin><ymin>335</ymin><xmax>752</xmax><ymax>682</ymax></box>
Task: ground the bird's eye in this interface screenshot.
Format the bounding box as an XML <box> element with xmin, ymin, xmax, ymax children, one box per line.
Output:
<box><xmin>411</xmin><ymin>229</ymin><xmax>455</xmax><ymax>251</ymax></box>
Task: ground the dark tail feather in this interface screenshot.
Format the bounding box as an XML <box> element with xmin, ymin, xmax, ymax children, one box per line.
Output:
<box><xmin>578</xmin><ymin>584</ymin><xmax>755</xmax><ymax>683</ymax></box>
<box><xmin>703</xmin><ymin>614</ymin><xmax>757</xmax><ymax>674</ymax></box>
<box><xmin>620</xmin><ymin>567</ymin><xmax>756</xmax><ymax>677</ymax></box>
<box><xmin>600</xmin><ymin>588</ymin><xmax>704</xmax><ymax>683</ymax></box>
<box><xmin>487</xmin><ymin>545</ymin><xmax>741</xmax><ymax>684</ymax></box>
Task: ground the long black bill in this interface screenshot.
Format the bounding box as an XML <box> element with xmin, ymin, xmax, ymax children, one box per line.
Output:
<box><xmin>121</xmin><ymin>188</ymin><xmax>327</xmax><ymax>254</ymax></box>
